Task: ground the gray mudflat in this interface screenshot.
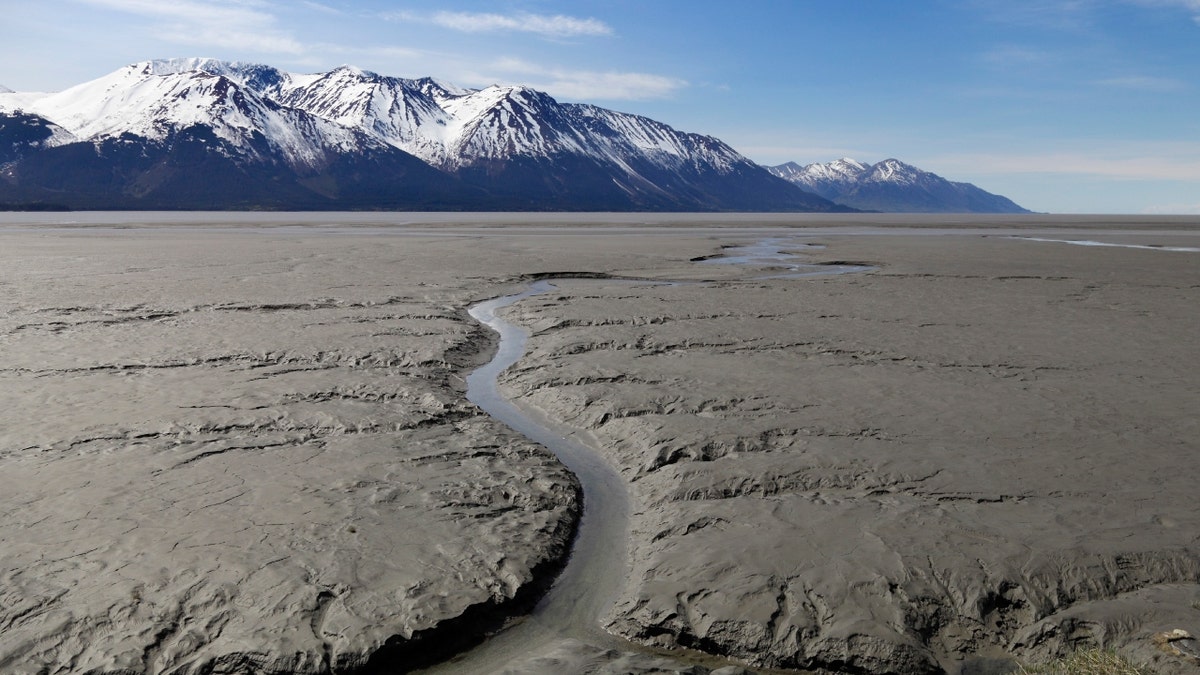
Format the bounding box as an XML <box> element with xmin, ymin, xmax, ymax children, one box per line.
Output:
<box><xmin>496</xmin><ymin>232</ymin><xmax>1200</xmax><ymax>673</ymax></box>
<box><xmin>0</xmin><ymin>225</ymin><xmax>742</xmax><ymax>674</ymax></box>
<box><xmin>0</xmin><ymin>231</ymin><xmax>611</xmax><ymax>673</ymax></box>
<box><xmin>1</xmin><ymin>218</ymin><xmax>1198</xmax><ymax>674</ymax></box>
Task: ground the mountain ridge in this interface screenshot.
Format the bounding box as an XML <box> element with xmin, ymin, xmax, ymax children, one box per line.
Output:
<box><xmin>0</xmin><ymin>58</ymin><xmax>845</xmax><ymax>212</ymax></box>
<box><xmin>767</xmin><ymin>157</ymin><xmax>1031</xmax><ymax>213</ymax></box>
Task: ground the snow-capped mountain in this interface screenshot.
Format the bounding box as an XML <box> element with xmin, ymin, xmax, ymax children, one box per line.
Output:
<box><xmin>0</xmin><ymin>58</ymin><xmax>842</xmax><ymax>212</ymax></box>
<box><xmin>767</xmin><ymin>158</ymin><xmax>1030</xmax><ymax>213</ymax></box>
<box><xmin>769</xmin><ymin>158</ymin><xmax>869</xmax><ymax>201</ymax></box>
<box><xmin>9</xmin><ymin>61</ymin><xmax>382</xmax><ymax>170</ymax></box>
<box><xmin>0</xmin><ymin>85</ymin><xmax>12</xmax><ymax>94</ymax></box>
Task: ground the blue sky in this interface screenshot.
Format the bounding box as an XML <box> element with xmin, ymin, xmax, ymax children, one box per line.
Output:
<box><xmin>2</xmin><ymin>0</ymin><xmax>1199</xmax><ymax>214</ymax></box>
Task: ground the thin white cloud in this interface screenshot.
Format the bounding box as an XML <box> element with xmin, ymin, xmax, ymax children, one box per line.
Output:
<box><xmin>388</xmin><ymin>10</ymin><xmax>612</xmax><ymax>38</ymax></box>
<box><xmin>75</xmin><ymin>0</ymin><xmax>304</xmax><ymax>53</ymax></box>
<box><xmin>545</xmin><ymin>71</ymin><xmax>687</xmax><ymax>101</ymax></box>
<box><xmin>434</xmin><ymin>11</ymin><xmax>611</xmax><ymax>36</ymax></box>
<box><xmin>481</xmin><ymin>58</ymin><xmax>686</xmax><ymax>101</ymax></box>
<box><xmin>299</xmin><ymin>1</ymin><xmax>341</xmax><ymax>14</ymax></box>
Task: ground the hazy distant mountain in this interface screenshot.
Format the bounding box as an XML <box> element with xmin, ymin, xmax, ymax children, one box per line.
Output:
<box><xmin>0</xmin><ymin>58</ymin><xmax>845</xmax><ymax>212</ymax></box>
<box><xmin>769</xmin><ymin>158</ymin><xmax>870</xmax><ymax>203</ymax></box>
<box><xmin>767</xmin><ymin>158</ymin><xmax>1031</xmax><ymax>213</ymax></box>
<box><xmin>0</xmin><ymin>84</ymin><xmax>12</xmax><ymax>94</ymax></box>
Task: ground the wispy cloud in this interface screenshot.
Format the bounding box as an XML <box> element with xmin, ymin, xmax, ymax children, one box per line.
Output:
<box><xmin>480</xmin><ymin>58</ymin><xmax>686</xmax><ymax>101</ymax></box>
<box><xmin>76</xmin><ymin>0</ymin><xmax>304</xmax><ymax>53</ymax></box>
<box><xmin>387</xmin><ymin>10</ymin><xmax>612</xmax><ymax>38</ymax></box>
<box><xmin>541</xmin><ymin>70</ymin><xmax>687</xmax><ymax>101</ymax></box>
<box><xmin>299</xmin><ymin>1</ymin><xmax>341</xmax><ymax>14</ymax></box>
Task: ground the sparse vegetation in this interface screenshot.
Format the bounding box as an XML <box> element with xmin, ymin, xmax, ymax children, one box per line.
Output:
<box><xmin>1018</xmin><ymin>649</ymin><xmax>1145</xmax><ymax>675</ymax></box>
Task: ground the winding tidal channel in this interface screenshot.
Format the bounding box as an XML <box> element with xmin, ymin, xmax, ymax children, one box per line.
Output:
<box><xmin>413</xmin><ymin>238</ymin><xmax>872</xmax><ymax>674</ymax></box>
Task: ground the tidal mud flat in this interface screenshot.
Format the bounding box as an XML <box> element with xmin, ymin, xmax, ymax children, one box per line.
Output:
<box><xmin>0</xmin><ymin>214</ymin><xmax>1197</xmax><ymax>674</ymax></box>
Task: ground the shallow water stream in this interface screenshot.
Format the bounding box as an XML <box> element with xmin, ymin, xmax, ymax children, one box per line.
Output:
<box><xmin>421</xmin><ymin>238</ymin><xmax>868</xmax><ymax>673</ymax></box>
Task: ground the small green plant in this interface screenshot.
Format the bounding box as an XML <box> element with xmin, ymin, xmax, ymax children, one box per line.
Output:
<box><xmin>1017</xmin><ymin>649</ymin><xmax>1145</xmax><ymax>675</ymax></box>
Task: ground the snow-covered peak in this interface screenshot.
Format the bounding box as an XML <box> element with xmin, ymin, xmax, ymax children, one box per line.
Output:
<box><xmin>330</xmin><ymin>64</ymin><xmax>376</xmax><ymax>79</ymax></box>
<box><xmin>862</xmin><ymin>158</ymin><xmax>926</xmax><ymax>184</ymax></box>
<box><xmin>415</xmin><ymin>77</ymin><xmax>473</xmax><ymax>101</ymax></box>
<box><xmin>809</xmin><ymin>157</ymin><xmax>869</xmax><ymax>180</ymax></box>
<box><xmin>274</xmin><ymin>65</ymin><xmax>454</xmax><ymax>164</ymax></box>
<box><xmin>442</xmin><ymin>84</ymin><xmax>550</xmax><ymax>118</ymax></box>
<box><xmin>21</xmin><ymin>67</ymin><xmax>256</xmax><ymax>140</ymax></box>
<box><xmin>765</xmin><ymin>157</ymin><xmax>872</xmax><ymax>199</ymax></box>
<box><xmin>831</xmin><ymin>157</ymin><xmax>869</xmax><ymax>172</ymax></box>
<box><xmin>0</xmin><ymin>84</ymin><xmax>12</xmax><ymax>94</ymax></box>
<box><xmin>139</xmin><ymin>58</ymin><xmax>225</xmax><ymax>76</ymax></box>
<box><xmin>137</xmin><ymin>58</ymin><xmax>294</xmax><ymax>96</ymax></box>
<box><xmin>767</xmin><ymin>158</ymin><xmax>869</xmax><ymax>184</ymax></box>
<box><xmin>12</xmin><ymin>63</ymin><xmax>377</xmax><ymax>169</ymax></box>
<box><xmin>139</xmin><ymin>58</ymin><xmax>277</xmax><ymax>78</ymax></box>
<box><xmin>437</xmin><ymin>85</ymin><xmax>578</xmax><ymax>162</ymax></box>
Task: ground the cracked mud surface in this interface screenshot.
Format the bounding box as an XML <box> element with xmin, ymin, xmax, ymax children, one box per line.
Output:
<box><xmin>0</xmin><ymin>228</ymin><xmax>697</xmax><ymax>674</ymax></box>
<box><xmin>495</xmin><ymin>233</ymin><xmax>1200</xmax><ymax>674</ymax></box>
<box><xmin>1</xmin><ymin>219</ymin><xmax>1198</xmax><ymax>674</ymax></box>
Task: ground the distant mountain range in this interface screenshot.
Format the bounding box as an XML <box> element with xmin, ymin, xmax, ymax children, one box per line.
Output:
<box><xmin>0</xmin><ymin>59</ymin><xmax>842</xmax><ymax>212</ymax></box>
<box><xmin>0</xmin><ymin>59</ymin><xmax>1030</xmax><ymax>213</ymax></box>
<box><xmin>767</xmin><ymin>158</ymin><xmax>1031</xmax><ymax>213</ymax></box>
